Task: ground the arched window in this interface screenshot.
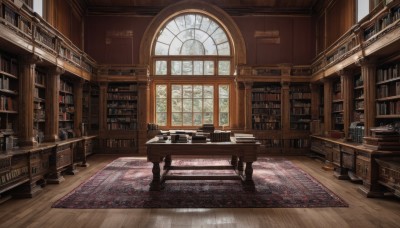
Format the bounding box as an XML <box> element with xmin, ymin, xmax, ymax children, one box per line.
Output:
<box><xmin>152</xmin><ymin>13</ymin><xmax>233</xmax><ymax>127</ymax></box>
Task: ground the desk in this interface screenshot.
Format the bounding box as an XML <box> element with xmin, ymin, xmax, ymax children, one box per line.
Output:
<box><xmin>146</xmin><ymin>137</ymin><xmax>260</xmax><ymax>190</ymax></box>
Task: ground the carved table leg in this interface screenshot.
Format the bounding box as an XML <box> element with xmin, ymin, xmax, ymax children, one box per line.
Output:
<box><xmin>231</xmin><ymin>155</ymin><xmax>238</xmax><ymax>169</ymax></box>
<box><xmin>164</xmin><ymin>155</ymin><xmax>172</xmax><ymax>169</ymax></box>
<box><xmin>243</xmin><ymin>162</ymin><xmax>255</xmax><ymax>191</ymax></box>
<box><xmin>150</xmin><ymin>162</ymin><xmax>162</xmax><ymax>191</ymax></box>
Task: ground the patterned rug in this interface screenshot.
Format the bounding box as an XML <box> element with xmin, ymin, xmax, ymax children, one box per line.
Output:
<box><xmin>53</xmin><ymin>157</ymin><xmax>348</xmax><ymax>208</ymax></box>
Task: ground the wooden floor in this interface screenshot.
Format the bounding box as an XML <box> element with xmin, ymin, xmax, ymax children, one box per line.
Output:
<box><xmin>0</xmin><ymin>154</ymin><xmax>400</xmax><ymax>228</ymax></box>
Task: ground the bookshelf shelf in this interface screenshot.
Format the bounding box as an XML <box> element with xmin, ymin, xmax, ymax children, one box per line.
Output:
<box><xmin>251</xmin><ymin>83</ymin><xmax>281</xmax><ymax>131</ymax></box>
<box><xmin>290</xmin><ymin>83</ymin><xmax>311</xmax><ymax>131</ymax></box>
<box><xmin>58</xmin><ymin>78</ymin><xmax>75</xmax><ymax>140</ymax></box>
<box><xmin>33</xmin><ymin>68</ymin><xmax>46</xmax><ymax>144</ymax></box>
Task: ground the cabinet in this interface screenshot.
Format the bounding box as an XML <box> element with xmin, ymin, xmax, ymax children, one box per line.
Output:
<box><xmin>58</xmin><ymin>78</ymin><xmax>75</xmax><ymax>140</ymax></box>
<box><xmin>0</xmin><ymin>51</ymin><xmax>19</xmax><ymax>151</ymax></box>
<box><xmin>34</xmin><ymin>68</ymin><xmax>46</xmax><ymax>144</ymax></box>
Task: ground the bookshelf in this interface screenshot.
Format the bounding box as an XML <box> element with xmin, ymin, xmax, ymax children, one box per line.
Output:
<box><xmin>59</xmin><ymin>78</ymin><xmax>75</xmax><ymax>140</ymax></box>
<box><xmin>83</xmin><ymin>82</ymin><xmax>99</xmax><ymax>135</ymax></box>
<box><xmin>375</xmin><ymin>62</ymin><xmax>400</xmax><ymax>132</ymax></box>
<box><xmin>107</xmin><ymin>83</ymin><xmax>138</xmax><ymax>131</ymax></box>
<box><xmin>0</xmin><ymin>51</ymin><xmax>19</xmax><ymax>150</ymax></box>
<box><xmin>251</xmin><ymin>83</ymin><xmax>281</xmax><ymax>131</ymax></box>
<box><xmin>289</xmin><ymin>83</ymin><xmax>311</xmax><ymax>131</ymax></box>
<box><xmin>332</xmin><ymin>78</ymin><xmax>344</xmax><ymax>132</ymax></box>
<box><xmin>34</xmin><ymin>67</ymin><xmax>46</xmax><ymax>143</ymax></box>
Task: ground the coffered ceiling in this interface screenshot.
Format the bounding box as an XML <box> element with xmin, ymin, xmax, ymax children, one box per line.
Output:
<box><xmin>83</xmin><ymin>0</ymin><xmax>319</xmax><ymax>16</ymax></box>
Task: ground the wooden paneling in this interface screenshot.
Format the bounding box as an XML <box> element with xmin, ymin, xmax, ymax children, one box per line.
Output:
<box><xmin>326</xmin><ymin>0</ymin><xmax>355</xmax><ymax>48</ymax></box>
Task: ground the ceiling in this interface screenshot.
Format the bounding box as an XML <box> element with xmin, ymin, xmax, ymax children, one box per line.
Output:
<box><xmin>83</xmin><ymin>0</ymin><xmax>319</xmax><ymax>16</ymax></box>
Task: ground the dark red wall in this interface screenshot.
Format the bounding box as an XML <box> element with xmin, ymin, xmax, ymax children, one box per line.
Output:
<box><xmin>84</xmin><ymin>15</ymin><xmax>315</xmax><ymax>65</ymax></box>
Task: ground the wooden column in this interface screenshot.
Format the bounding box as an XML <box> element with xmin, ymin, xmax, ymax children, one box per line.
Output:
<box><xmin>338</xmin><ymin>69</ymin><xmax>354</xmax><ymax>139</ymax></box>
<box><xmin>44</xmin><ymin>67</ymin><xmax>63</xmax><ymax>142</ymax></box>
<box><xmin>358</xmin><ymin>58</ymin><xmax>376</xmax><ymax>137</ymax></box>
<box><xmin>74</xmin><ymin>79</ymin><xmax>84</xmax><ymax>137</ymax></box>
<box><xmin>244</xmin><ymin>82</ymin><xmax>253</xmax><ymax>131</ymax></box>
<box><xmin>323</xmin><ymin>78</ymin><xmax>333</xmax><ymax>137</ymax></box>
<box><xmin>310</xmin><ymin>83</ymin><xmax>321</xmax><ymax>121</ymax></box>
<box><xmin>18</xmin><ymin>55</ymin><xmax>41</xmax><ymax>147</ymax></box>
<box><xmin>137</xmin><ymin>82</ymin><xmax>148</xmax><ymax>154</ymax></box>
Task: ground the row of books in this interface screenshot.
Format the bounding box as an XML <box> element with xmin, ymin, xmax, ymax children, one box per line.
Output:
<box><xmin>35</xmin><ymin>70</ymin><xmax>46</xmax><ymax>85</ymax></box>
<box><xmin>253</xmin><ymin>115</ymin><xmax>280</xmax><ymax>122</ymax></box>
<box><xmin>108</xmin><ymin>109</ymin><xmax>136</xmax><ymax>115</ymax></box>
<box><xmin>290</xmin><ymin>123</ymin><xmax>310</xmax><ymax>130</ymax></box>
<box><xmin>107</xmin><ymin>122</ymin><xmax>137</xmax><ymax>130</ymax></box>
<box><xmin>0</xmin><ymin>95</ymin><xmax>15</xmax><ymax>111</ymax></box>
<box><xmin>291</xmin><ymin>107</ymin><xmax>310</xmax><ymax>115</ymax></box>
<box><xmin>290</xmin><ymin>92</ymin><xmax>311</xmax><ymax>99</ymax></box>
<box><xmin>252</xmin><ymin>93</ymin><xmax>281</xmax><ymax>101</ymax></box>
<box><xmin>376</xmin><ymin>101</ymin><xmax>400</xmax><ymax>115</ymax></box>
<box><xmin>105</xmin><ymin>139</ymin><xmax>136</xmax><ymax>148</ymax></box>
<box><xmin>108</xmin><ymin>84</ymin><xmax>137</xmax><ymax>92</ymax></box>
<box><xmin>107</xmin><ymin>102</ymin><xmax>137</xmax><ymax>108</ymax></box>
<box><xmin>0</xmin><ymin>76</ymin><xmax>13</xmax><ymax>91</ymax></box>
<box><xmin>292</xmin><ymin>101</ymin><xmax>311</xmax><ymax>108</ymax></box>
<box><xmin>252</xmin><ymin>122</ymin><xmax>280</xmax><ymax>130</ymax></box>
<box><xmin>377</xmin><ymin>64</ymin><xmax>399</xmax><ymax>82</ymax></box>
<box><xmin>107</xmin><ymin>94</ymin><xmax>138</xmax><ymax>100</ymax></box>
<box><xmin>333</xmin><ymin>103</ymin><xmax>343</xmax><ymax>112</ymax></box>
<box><xmin>59</xmin><ymin>94</ymin><xmax>73</xmax><ymax>104</ymax></box>
<box><xmin>210</xmin><ymin>131</ymin><xmax>231</xmax><ymax>142</ymax></box>
<box><xmin>253</xmin><ymin>108</ymin><xmax>281</xmax><ymax>115</ymax></box>
<box><xmin>376</xmin><ymin>82</ymin><xmax>400</xmax><ymax>98</ymax></box>
<box><xmin>364</xmin><ymin>7</ymin><xmax>400</xmax><ymax>40</ymax></box>
<box><xmin>252</xmin><ymin>87</ymin><xmax>281</xmax><ymax>93</ymax></box>
<box><xmin>252</xmin><ymin>102</ymin><xmax>280</xmax><ymax>108</ymax></box>
<box><xmin>349</xmin><ymin>122</ymin><xmax>364</xmax><ymax>144</ymax></box>
<box><xmin>59</xmin><ymin>81</ymin><xmax>73</xmax><ymax>93</ymax></box>
<box><xmin>0</xmin><ymin>56</ymin><xmax>18</xmax><ymax>76</ymax></box>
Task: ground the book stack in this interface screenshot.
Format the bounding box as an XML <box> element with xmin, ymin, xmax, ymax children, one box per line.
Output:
<box><xmin>363</xmin><ymin>126</ymin><xmax>400</xmax><ymax>151</ymax></box>
<box><xmin>210</xmin><ymin>130</ymin><xmax>231</xmax><ymax>142</ymax></box>
<box><xmin>191</xmin><ymin>135</ymin><xmax>207</xmax><ymax>143</ymax></box>
<box><xmin>234</xmin><ymin>133</ymin><xmax>256</xmax><ymax>143</ymax></box>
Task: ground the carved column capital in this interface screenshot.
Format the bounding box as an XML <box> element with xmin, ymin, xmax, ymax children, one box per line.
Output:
<box><xmin>20</xmin><ymin>54</ymin><xmax>42</xmax><ymax>65</ymax></box>
<box><xmin>355</xmin><ymin>57</ymin><xmax>377</xmax><ymax>67</ymax></box>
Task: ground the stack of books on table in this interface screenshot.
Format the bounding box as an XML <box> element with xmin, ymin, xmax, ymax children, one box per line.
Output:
<box><xmin>363</xmin><ymin>126</ymin><xmax>400</xmax><ymax>150</ymax></box>
<box><xmin>191</xmin><ymin>135</ymin><xmax>207</xmax><ymax>143</ymax></box>
<box><xmin>234</xmin><ymin>133</ymin><xmax>256</xmax><ymax>143</ymax></box>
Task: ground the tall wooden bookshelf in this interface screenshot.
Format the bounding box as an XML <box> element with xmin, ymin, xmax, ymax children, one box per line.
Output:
<box><xmin>251</xmin><ymin>82</ymin><xmax>282</xmax><ymax>154</ymax></box>
<box><xmin>0</xmin><ymin>51</ymin><xmax>19</xmax><ymax>150</ymax></box>
<box><xmin>33</xmin><ymin>67</ymin><xmax>46</xmax><ymax>143</ymax></box>
<box><xmin>376</xmin><ymin>61</ymin><xmax>400</xmax><ymax>131</ymax></box>
<box><xmin>289</xmin><ymin>83</ymin><xmax>311</xmax><ymax>131</ymax></box>
<box><xmin>83</xmin><ymin>82</ymin><xmax>99</xmax><ymax>135</ymax></box>
<box><xmin>332</xmin><ymin>78</ymin><xmax>344</xmax><ymax>133</ymax></box>
<box><xmin>104</xmin><ymin>82</ymin><xmax>138</xmax><ymax>153</ymax></box>
<box><xmin>59</xmin><ymin>78</ymin><xmax>75</xmax><ymax>140</ymax></box>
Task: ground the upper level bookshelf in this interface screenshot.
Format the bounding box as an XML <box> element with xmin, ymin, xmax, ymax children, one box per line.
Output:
<box><xmin>353</xmin><ymin>73</ymin><xmax>365</xmax><ymax>123</ymax></box>
<box><xmin>59</xmin><ymin>78</ymin><xmax>75</xmax><ymax>140</ymax></box>
<box><xmin>251</xmin><ymin>83</ymin><xmax>281</xmax><ymax>131</ymax></box>
<box><xmin>34</xmin><ymin>67</ymin><xmax>46</xmax><ymax>143</ymax></box>
<box><xmin>289</xmin><ymin>83</ymin><xmax>311</xmax><ymax>131</ymax></box>
<box><xmin>107</xmin><ymin>83</ymin><xmax>138</xmax><ymax>131</ymax></box>
<box><xmin>332</xmin><ymin>78</ymin><xmax>344</xmax><ymax>132</ymax></box>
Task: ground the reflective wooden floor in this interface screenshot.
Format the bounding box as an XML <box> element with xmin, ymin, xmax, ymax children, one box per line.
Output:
<box><xmin>0</xmin><ymin>154</ymin><xmax>399</xmax><ymax>228</ymax></box>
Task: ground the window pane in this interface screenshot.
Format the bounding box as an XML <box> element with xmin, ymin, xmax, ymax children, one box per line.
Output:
<box><xmin>155</xmin><ymin>42</ymin><xmax>169</xmax><ymax>55</ymax></box>
<box><xmin>172</xmin><ymin>98</ymin><xmax>182</xmax><ymax>112</ymax></box>
<box><xmin>171</xmin><ymin>87</ymin><xmax>181</xmax><ymax>100</ymax></box>
<box><xmin>193</xmin><ymin>98</ymin><xmax>202</xmax><ymax>112</ymax></box>
<box><xmin>204</xmin><ymin>112</ymin><xmax>213</xmax><ymax>124</ymax></box>
<box><xmin>33</xmin><ymin>0</ymin><xmax>43</xmax><ymax>17</ymax></box>
<box><xmin>357</xmin><ymin>0</ymin><xmax>369</xmax><ymax>22</ymax></box>
<box><xmin>200</xmin><ymin>16</ymin><xmax>211</xmax><ymax>32</ymax></box>
<box><xmin>156</xmin><ymin>98</ymin><xmax>167</xmax><ymax>112</ymax></box>
<box><xmin>203</xmin><ymin>98</ymin><xmax>213</xmax><ymax>112</ymax></box>
<box><xmin>156</xmin><ymin>112</ymin><xmax>167</xmax><ymax>126</ymax></box>
<box><xmin>171</xmin><ymin>61</ymin><xmax>182</xmax><ymax>75</ymax></box>
<box><xmin>212</xmin><ymin>28</ymin><xmax>228</xmax><ymax>44</ymax></box>
<box><xmin>156</xmin><ymin>85</ymin><xmax>167</xmax><ymax>98</ymax></box>
<box><xmin>158</xmin><ymin>28</ymin><xmax>175</xmax><ymax>45</ymax></box>
<box><xmin>204</xmin><ymin>86</ymin><xmax>214</xmax><ymax>98</ymax></box>
<box><xmin>175</xmin><ymin>16</ymin><xmax>186</xmax><ymax>32</ymax></box>
<box><xmin>183</xmin><ymin>113</ymin><xmax>193</xmax><ymax>126</ymax></box>
<box><xmin>182</xmin><ymin>61</ymin><xmax>193</xmax><ymax>75</ymax></box>
<box><xmin>169</xmin><ymin>38</ymin><xmax>182</xmax><ymax>55</ymax></box>
<box><xmin>219</xmin><ymin>85</ymin><xmax>229</xmax><ymax>98</ymax></box>
<box><xmin>218</xmin><ymin>61</ymin><xmax>230</xmax><ymax>75</ymax></box>
<box><xmin>185</xmin><ymin>14</ymin><xmax>196</xmax><ymax>28</ymax></box>
<box><xmin>194</xmin><ymin>15</ymin><xmax>202</xmax><ymax>29</ymax></box>
<box><xmin>219</xmin><ymin>112</ymin><xmax>229</xmax><ymax>126</ymax></box>
<box><xmin>204</xmin><ymin>61</ymin><xmax>214</xmax><ymax>75</ymax></box>
<box><xmin>206</xmin><ymin>21</ymin><xmax>218</xmax><ymax>35</ymax></box>
<box><xmin>195</xmin><ymin>30</ymin><xmax>208</xmax><ymax>43</ymax></box>
<box><xmin>193</xmin><ymin>86</ymin><xmax>203</xmax><ymax>98</ymax></box>
<box><xmin>193</xmin><ymin>61</ymin><xmax>203</xmax><ymax>75</ymax></box>
<box><xmin>183</xmin><ymin>99</ymin><xmax>192</xmax><ymax>112</ymax></box>
<box><xmin>155</xmin><ymin>60</ymin><xmax>167</xmax><ymax>75</ymax></box>
<box><xmin>181</xmin><ymin>40</ymin><xmax>205</xmax><ymax>55</ymax></box>
<box><xmin>172</xmin><ymin>113</ymin><xmax>182</xmax><ymax>126</ymax></box>
<box><xmin>166</xmin><ymin>20</ymin><xmax>180</xmax><ymax>34</ymax></box>
<box><xmin>217</xmin><ymin>42</ymin><xmax>231</xmax><ymax>56</ymax></box>
<box><xmin>203</xmin><ymin>37</ymin><xmax>218</xmax><ymax>55</ymax></box>
<box><xmin>183</xmin><ymin>85</ymin><xmax>192</xmax><ymax>98</ymax></box>
<box><xmin>177</xmin><ymin>29</ymin><xmax>195</xmax><ymax>42</ymax></box>
<box><xmin>193</xmin><ymin>113</ymin><xmax>202</xmax><ymax>126</ymax></box>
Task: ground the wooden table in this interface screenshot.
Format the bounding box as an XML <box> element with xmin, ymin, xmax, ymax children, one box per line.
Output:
<box><xmin>146</xmin><ymin>137</ymin><xmax>260</xmax><ymax>191</ymax></box>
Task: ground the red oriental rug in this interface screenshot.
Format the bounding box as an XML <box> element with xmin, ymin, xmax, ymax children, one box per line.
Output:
<box><xmin>52</xmin><ymin>157</ymin><xmax>348</xmax><ymax>208</ymax></box>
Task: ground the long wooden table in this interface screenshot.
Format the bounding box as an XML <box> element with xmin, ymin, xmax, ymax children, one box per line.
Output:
<box><xmin>146</xmin><ymin>137</ymin><xmax>260</xmax><ymax>191</ymax></box>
